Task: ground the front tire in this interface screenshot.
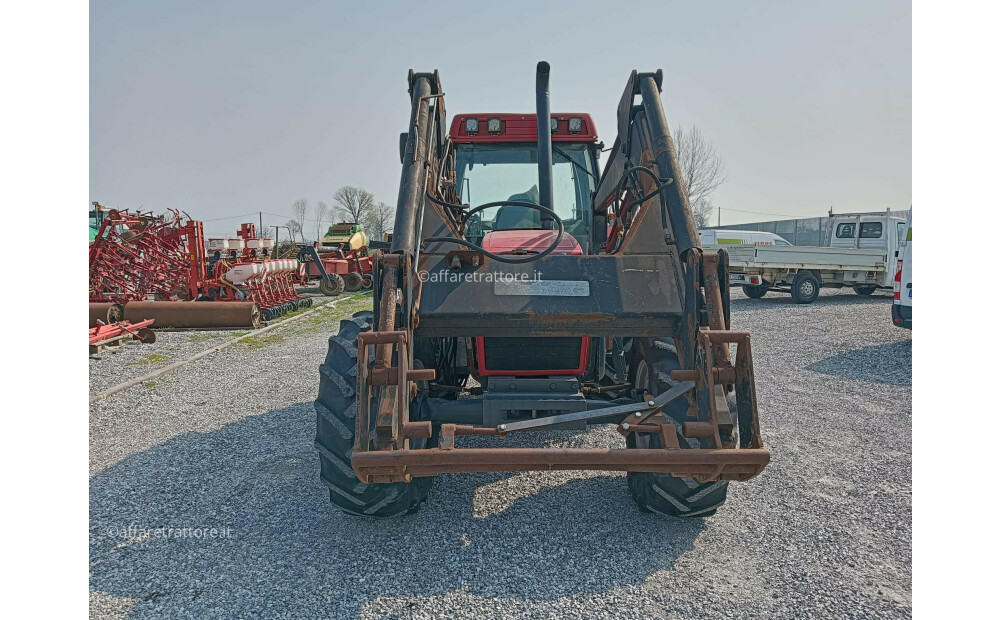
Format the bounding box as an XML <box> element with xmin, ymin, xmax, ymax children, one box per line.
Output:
<box><xmin>624</xmin><ymin>338</ymin><xmax>729</xmax><ymax>517</ymax></box>
<box><xmin>314</xmin><ymin>311</ymin><xmax>435</xmax><ymax>517</ymax></box>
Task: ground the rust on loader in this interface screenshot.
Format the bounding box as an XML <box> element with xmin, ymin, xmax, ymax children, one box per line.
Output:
<box><xmin>313</xmin><ymin>62</ymin><xmax>770</xmax><ymax>518</ymax></box>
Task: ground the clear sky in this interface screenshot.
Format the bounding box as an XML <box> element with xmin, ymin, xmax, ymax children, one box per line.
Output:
<box><xmin>90</xmin><ymin>0</ymin><xmax>911</xmax><ymax>237</ymax></box>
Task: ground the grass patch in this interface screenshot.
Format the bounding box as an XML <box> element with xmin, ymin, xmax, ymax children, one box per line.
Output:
<box><xmin>131</xmin><ymin>353</ymin><xmax>171</xmax><ymax>366</ymax></box>
<box><xmin>235</xmin><ymin>333</ymin><xmax>285</xmax><ymax>350</ymax></box>
<box><xmin>305</xmin><ymin>293</ymin><xmax>373</xmax><ymax>327</ymax></box>
<box><xmin>282</xmin><ymin>307</ymin><xmax>308</xmax><ymax>319</ymax></box>
<box><xmin>188</xmin><ymin>333</ymin><xmax>227</xmax><ymax>343</ymax></box>
<box><xmin>143</xmin><ymin>381</ymin><xmax>157</xmax><ymax>389</ymax></box>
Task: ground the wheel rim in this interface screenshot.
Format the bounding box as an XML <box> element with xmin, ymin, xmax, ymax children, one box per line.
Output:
<box><xmin>800</xmin><ymin>280</ymin><xmax>816</xmax><ymax>298</ymax></box>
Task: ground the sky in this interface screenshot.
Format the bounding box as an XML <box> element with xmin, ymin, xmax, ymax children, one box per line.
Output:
<box><xmin>90</xmin><ymin>0</ymin><xmax>911</xmax><ymax>238</ymax></box>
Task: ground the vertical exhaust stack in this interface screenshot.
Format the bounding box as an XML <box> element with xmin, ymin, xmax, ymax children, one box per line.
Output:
<box><xmin>535</xmin><ymin>61</ymin><xmax>554</xmax><ymax>229</ymax></box>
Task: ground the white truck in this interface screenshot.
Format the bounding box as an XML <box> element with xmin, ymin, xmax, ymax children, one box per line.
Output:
<box><xmin>709</xmin><ymin>210</ymin><xmax>909</xmax><ymax>304</ymax></box>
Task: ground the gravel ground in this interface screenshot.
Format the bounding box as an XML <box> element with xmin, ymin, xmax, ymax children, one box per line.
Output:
<box><xmin>89</xmin><ymin>287</ymin><xmax>911</xmax><ymax>619</ymax></box>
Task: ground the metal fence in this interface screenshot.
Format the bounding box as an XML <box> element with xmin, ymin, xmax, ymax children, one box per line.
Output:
<box><xmin>705</xmin><ymin>210</ymin><xmax>910</xmax><ymax>247</ymax></box>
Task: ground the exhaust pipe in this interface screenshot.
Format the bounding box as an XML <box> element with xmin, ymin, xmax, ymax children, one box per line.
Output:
<box><xmin>535</xmin><ymin>61</ymin><xmax>554</xmax><ymax>229</ymax></box>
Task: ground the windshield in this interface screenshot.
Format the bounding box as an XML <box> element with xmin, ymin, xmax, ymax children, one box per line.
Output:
<box><xmin>455</xmin><ymin>143</ymin><xmax>595</xmax><ymax>251</ymax></box>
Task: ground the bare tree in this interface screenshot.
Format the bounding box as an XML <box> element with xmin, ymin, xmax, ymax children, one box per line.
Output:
<box><xmin>363</xmin><ymin>201</ymin><xmax>394</xmax><ymax>241</ymax></box>
<box><xmin>332</xmin><ymin>186</ymin><xmax>375</xmax><ymax>224</ymax></box>
<box><xmin>291</xmin><ymin>198</ymin><xmax>309</xmax><ymax>242</ymax></box>
<box><xmin>285</xmin><ymin>219</ymin><xmax>303</xmax><ymax>244</ymax></box>
<box><xmin>314</xmin><ymin>200</ymin><xmax>329</xmax><ymax>241</ymax></box>
<box><xmin>674</xmin><ymin>126</ymin><xmax>727</xmax><ymax>228</ymax></box>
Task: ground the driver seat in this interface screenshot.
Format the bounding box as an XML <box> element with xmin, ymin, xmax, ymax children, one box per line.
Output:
<box><xmin>494</xmin><ymin>205</ymin><xmax>541</xmax><ymax>230</ymax></box>
<box><xmin>494</xmin><ymin>186</ymin><xmax>543</xmax><ymax>230</ymax></box>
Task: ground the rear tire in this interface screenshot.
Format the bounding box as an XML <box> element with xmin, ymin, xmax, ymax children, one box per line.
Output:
<box><xmin>790</xmin><ymin>273</ymin><xmax>821</xmax><ymax>304</ymax></box>
<box><xmin>624</xmin><ymin>338</ymin><xmax>729</xmax><ymax>517</ymax></box>
<box><xmin>319</xmin><ymin>273</ymin><xmax>345</xmax><ymax>296</ymax></box>
<box><xmin>314</xmin><ymin>311</ymin><xmax>436</xmax><ymax>517</ymax></box>
<box><xmin>742</xmin><ymin>284</ymin><xmax>769</xmax><ymax>299</ymax></box>
<box><xmin>852</xmin><ymin>284</ymin><xmax>876</xmax><ymax>296</ymax></box>
<box><xmin>343</xmin><ymin>272</ymin><xmax>364</xmax><ymax>292</ymax></box>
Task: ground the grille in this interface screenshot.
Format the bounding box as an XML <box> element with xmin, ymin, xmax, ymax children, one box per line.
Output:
<box><xmin>481</xmin><ymin>337</ymin><xmax>583</xmax><ymax>372</ymax></box>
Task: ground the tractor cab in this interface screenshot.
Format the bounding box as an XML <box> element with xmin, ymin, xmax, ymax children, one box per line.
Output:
<box><xmin>449</xmin><ymin>114</ymin><xmax>599</xmax><ymax>253</ymax></box>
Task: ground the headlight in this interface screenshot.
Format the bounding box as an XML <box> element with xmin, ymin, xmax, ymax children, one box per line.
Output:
<box><xmin>550</xmin><ymin>117</ymin><xmax>559</xmax><ymax>133</ymax></box>
<box><xmin>487</xmin><ymin>117</ymin><xmax>501</xmax><ymax>134</ymax></box>
<box><xmin>568</xmin><ymin>117</ymin><xmax>583</xmax><ymax>133</ymax></box>
<box><xmin>465</xmin><ymin>117</ymin><xmax>479</xmax><ymax>134</ymax></box>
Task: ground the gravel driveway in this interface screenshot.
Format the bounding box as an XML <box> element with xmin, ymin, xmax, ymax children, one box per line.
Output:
<box><xmin>89</xmin><ymin>288</ymin><xmax>911</xmax><ymax>619</ymax></box>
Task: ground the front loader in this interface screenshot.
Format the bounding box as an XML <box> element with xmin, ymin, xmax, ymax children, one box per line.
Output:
<box><xmin>315</xmin><ymin>62</ymin><xmax>769</xmax><ymax>518</ymax></box>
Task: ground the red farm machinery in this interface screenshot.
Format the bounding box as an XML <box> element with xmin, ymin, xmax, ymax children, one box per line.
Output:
<box><xmin>89</xmin><ymin>210</ymin><xmax>310</xmax><ymax>327</ymax></box>
<box><xmin>297</xmin><ymin>222</ymin><xmax>374</xmax><ymax>296</ymax></box>
<box><xmin>313</xmin><ymin>63</ymin><xmax>770</xmax><ymax>519</ymax></box>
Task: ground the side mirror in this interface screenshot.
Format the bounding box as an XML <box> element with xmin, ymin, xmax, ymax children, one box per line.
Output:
<box><xmin>399</xmin><ymin>132</ymin><xmax>408</xmax><ymax>164</ymax></box>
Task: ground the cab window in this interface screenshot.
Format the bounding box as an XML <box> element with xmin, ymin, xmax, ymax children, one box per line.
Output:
<box><xmin>836</xmin><ymin>223</ymin><xmax>855</xmax><ymax>238</ymax></box>
<box><xmin>859</xmin><ymin>222</ymin><xmax>883</xmax><ymax>239</ymax></box>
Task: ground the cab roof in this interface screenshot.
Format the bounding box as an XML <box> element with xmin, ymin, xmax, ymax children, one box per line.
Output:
<box><xmin>449</xmin><ymin>113</ymin><xmax>598</xmax><ymax>143</ymax></box>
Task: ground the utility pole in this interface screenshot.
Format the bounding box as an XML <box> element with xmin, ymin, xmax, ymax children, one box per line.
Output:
<box><xmin>259</xmin><ymin>211</ymin><xmax>263</xmax><ymax>236</ymax></box>
<box><xmin>718</xmin><ymin>205</ymin><xmax>721</xmax><ymax>227</ymax></box>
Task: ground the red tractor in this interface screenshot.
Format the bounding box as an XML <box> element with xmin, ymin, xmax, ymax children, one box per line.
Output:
<box><xmin>314</xmin><ymin>63</ymin><xmax>769</xmax><ymax>518</ymax></box>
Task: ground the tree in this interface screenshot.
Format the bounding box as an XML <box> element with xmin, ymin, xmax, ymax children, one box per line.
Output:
<box><xmin>291</xmin><ymin>198</ymin><xmax>309</xmax><ymax>242</ymax></box>
<box><xmin>332</xmin><ymin>186</ymin><xmax>375</xmax><ymax>224</ymax></box>
<box><xmin>314</xmin><ymin>200</ymin><xmax>330</xmax><ymax>241</ymax></box>
<box><xmin>363</xmin><ymin>201</ymin><xmax>394</xmax><ymax>242</ymax></box>
<box><xmin>674</xmin><ymin>125</ymin><xmax>727</xmax><ymax>228</ymax></box>
<box><xmin>285</xmin><ymin>219</ymin><xmax>303</xmax><ymax>244</ymax></box>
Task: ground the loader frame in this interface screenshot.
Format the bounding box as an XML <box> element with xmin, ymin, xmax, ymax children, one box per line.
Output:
<box><xmin>350</xmin><ymin>65</ymin><xmax>769</xmax><ymax>484</ymax></box>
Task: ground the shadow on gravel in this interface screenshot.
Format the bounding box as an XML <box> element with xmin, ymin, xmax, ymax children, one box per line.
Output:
<box><xmin>730</xmin><ymin>291</ymin><xmax>892</xmax><ymax>310</ymax></box>
<box><xmin>90</xmin><ymin>403</ymin><xmax>706</xmax><ymax>617</ymax></box>
<box><xmin>806</xmin><ymin>340</ymin><xmax>912</xmax><ymax>386</ymax></box>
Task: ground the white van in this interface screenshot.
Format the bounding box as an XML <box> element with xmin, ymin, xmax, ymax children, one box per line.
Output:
<box><xmin>891</xmin><ymin>211</ymin><xmax>912</xmax><ymax>329</ymax></box>
<box><xmin>699</xmin><ymin>229</ymin><xmax>793</xmax><ymax>246</ymax></box>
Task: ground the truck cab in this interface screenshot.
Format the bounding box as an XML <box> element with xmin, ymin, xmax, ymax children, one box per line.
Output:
<box><xmin>829</xmin><ymin>212</ymin><xmax>907</xmax><ymax>286</ymax></box>
<box><xmin>830</xmin><ymin>214</ymin><xmax>907</xmax><ymax>250</ymax></box>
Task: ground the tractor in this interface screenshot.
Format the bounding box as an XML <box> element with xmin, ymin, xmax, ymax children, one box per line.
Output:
<box><xmin>314</xmin><ymin>62</ymin><xmax>769</xmax><ymax>518</ymax></box>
